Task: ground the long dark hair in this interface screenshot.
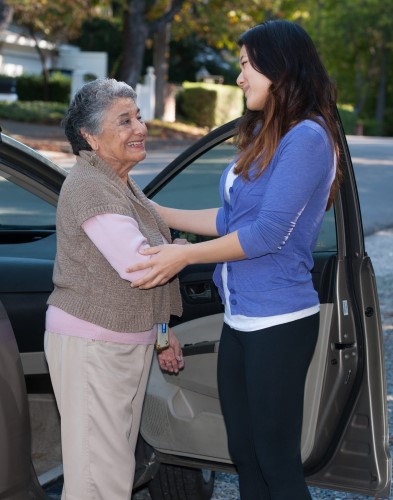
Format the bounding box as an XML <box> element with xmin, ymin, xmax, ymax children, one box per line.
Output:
<box><xmin>235</xmin><ymin>20</ymin><xmax>341</xmax><ymax>210</ymax></box>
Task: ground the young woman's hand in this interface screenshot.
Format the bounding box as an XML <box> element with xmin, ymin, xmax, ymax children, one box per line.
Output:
<box><xmin>157</xmin><ymin>328</ymin><xmax>184</xmax><ymax>374</ymax></box>
<box><xmin>128</xmin><ymin>244</ymin><xmax>189</xmax><ymax>289</ymax></box>
<box><xmin>127</xmin><ymin>231</ymin><xmax>245</xmax><ymax>289</ymax></box>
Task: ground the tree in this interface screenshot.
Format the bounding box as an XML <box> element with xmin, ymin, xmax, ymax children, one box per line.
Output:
<box><xmin>119</xmin><ymin>0</ymin><xmax>185</xmax><ymax>89</ymax></box>
<box><xmin>0</xmin><ymin>0</ymin><xmax>13</xmax><ymax>68</ymax></box>
<box><xmin>9</xmin><ymin>0</ymin><xmax>391</xmax><ymax>132</ymax></box>
<box><xmin>150</xmin><ymin>0</ymin><xmax>273</xmax><ymax>118</ymax></box>
<box><xmin>6</xmin><ymin>0</ymin><xmax>107</xmax><ymax>99</ymax></box>
<box><xmin>71</xmin><ymin>17</ymin><xmax>123</xmax><ymax>78</ymax></box>
<box><xmin>299</xmin><ymin>0</ymin><xmax>393</xmax><ymax>134</ymax></box>
<box><xmin>0</xmin><ymin>0</ymin><xmax>13</xmax><ymax>36</ymax></box>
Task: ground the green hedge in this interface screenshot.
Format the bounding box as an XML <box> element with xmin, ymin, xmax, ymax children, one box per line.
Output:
<box><xmin>337</xmin><ymin>104</ymin><xmax>358</xmax><ymax>135</ymax></box>
<box><xmin>180</xmin><ymin>82</ymin><xmax>244</xmax><ymax>128</ymax></box>
<box><xmin>16</xmin><ymin>72</ymin><xmax>71</xmax><ymax>103</ymax></box>
<box><xmin>0</xmin><ymin>100</ymin><xmax>68</xmax><ymax>125</ymax></box>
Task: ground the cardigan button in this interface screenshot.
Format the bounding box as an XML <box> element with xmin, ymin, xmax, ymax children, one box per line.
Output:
<box><xmin>231</xmin><ymin>299</ymin><xmax>237</xmax><ymax>305</ymax></box>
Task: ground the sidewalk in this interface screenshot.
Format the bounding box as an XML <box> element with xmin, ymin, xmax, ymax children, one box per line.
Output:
<box><xmin>1</xmin><ymin>118</ymin><xmax>71</xmax><ymax>152</ymax></box>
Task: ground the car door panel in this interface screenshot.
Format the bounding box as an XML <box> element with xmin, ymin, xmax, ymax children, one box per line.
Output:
<box><xmin>305</xmin><ymin>254</ymin><xmax>390</xmax><ymax>496</ymax></box>
<box><xmin>0</xmin><ymin>300</ymin><xmax>47</xmax><ymax>499</ymax></box>
<box><xmin>0</xmin><ymin>241</ymin><xmax>55</xmax><ymax>356</ymax></box>
<box><xmin>141</xmin><ymin>314</ymin><xmax>231</xmax><ymax>464</ymax></box>
<box><xmin>141</xmin><ymin>305</ymin><xmax>334</xmax><ymax>460</ymax></box>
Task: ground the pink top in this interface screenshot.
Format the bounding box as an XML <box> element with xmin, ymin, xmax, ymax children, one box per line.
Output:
<box><xmin>46</xmin><ymin>213</ymin><xmax>158</xmax><ymax>344</ymax></box>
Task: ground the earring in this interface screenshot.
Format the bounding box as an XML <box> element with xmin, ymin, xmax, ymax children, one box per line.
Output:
<box><xmin>89</xmin><ymin>150</ymin><xmax>97</xmax><ymax>167</ymax></box>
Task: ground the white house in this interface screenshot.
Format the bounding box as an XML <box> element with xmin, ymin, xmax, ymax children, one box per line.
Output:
<box><xmin>0</xmin><ymin>25</ymin><xmax>158</xmax><ymax>118</ymax></box>
<box><xmin>0</xmin><ymin>30</ymin><xmax>54</xmax><ymax>77</ymax></box>
<box><xmin>0</xmin><ymin>25</ymin><xmax>107</xmax><ymax>99</ymax></box>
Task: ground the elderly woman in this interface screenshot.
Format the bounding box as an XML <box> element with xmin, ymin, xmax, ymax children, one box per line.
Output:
<box><xmin>44</xmin><ymin>78</ymin><xmax>183</xmax><ymax>500</ymax></box>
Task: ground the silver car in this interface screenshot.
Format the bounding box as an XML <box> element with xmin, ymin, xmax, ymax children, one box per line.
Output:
<box><xmin>0</xmin><ymin>118</ymin><xmax>391</xmax><ymax>499</ymax></box>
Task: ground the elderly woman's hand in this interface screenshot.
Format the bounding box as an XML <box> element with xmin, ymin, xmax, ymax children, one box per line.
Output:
<box><xmin>157</xmin><ymin>328</ymin><xmax>184</xmax><ymax>374</ymax></box>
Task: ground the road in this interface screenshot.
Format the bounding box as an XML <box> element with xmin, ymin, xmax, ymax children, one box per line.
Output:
<box><xmin>347</xmin><ymin>136</ymin><xmax>393</xmax><ymax>235</ymax></box>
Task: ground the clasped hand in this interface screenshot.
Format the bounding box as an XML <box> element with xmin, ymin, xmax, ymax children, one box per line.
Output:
<box><xmin>157</xmin><ymin>328</ymin><xmax>184</xmax><ymax>374</ymax></box>
<box><xmin>128</xmin><ymin>241</ymin><xmax>189</xmax><ymax>289</ymax></box>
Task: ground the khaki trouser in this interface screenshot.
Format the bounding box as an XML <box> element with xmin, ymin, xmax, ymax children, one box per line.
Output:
<box><xmin>44</xmin><ymin>331</ymin><xmax>154</xmax><ymax>500</ymax></box>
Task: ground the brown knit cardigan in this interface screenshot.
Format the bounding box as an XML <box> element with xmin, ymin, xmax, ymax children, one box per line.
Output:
<box><xmin>47</xmin><ymin>150</ymin><xmax>182</xmax><ymax>332</ymax></box>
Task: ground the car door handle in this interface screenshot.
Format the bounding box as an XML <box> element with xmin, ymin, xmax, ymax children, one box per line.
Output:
<box><xmin>183</xmin><ymin>282</ymin><xmax>215</xmax><ymax>303</ymax></box>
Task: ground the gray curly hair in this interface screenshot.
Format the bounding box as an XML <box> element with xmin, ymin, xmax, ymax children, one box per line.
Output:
<box><xmin>62</xmin><ymin>78</ymin><xmax>137</xmax><ymax>155</ymax></box>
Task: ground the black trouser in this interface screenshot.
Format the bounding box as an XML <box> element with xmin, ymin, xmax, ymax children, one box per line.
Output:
<box><xmin>217</xmin><ymin>313</ymin><xmax>319</xmax><ymax>500</ymax></box>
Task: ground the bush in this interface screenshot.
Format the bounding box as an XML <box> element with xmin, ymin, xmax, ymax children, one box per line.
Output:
<box><xmin>179</xmin><ymin>86</ymin><xmax>217</xmax><ymax>128</ymax></box>
<box><xmin>0</xmin><ymin>75</ymin><xmax>17</xmax><ymax>94</ymax></box>
<box><xmin>0</xmin><ymin>100</ymin><xmax>68</xmax><ymax>125</ymax></box>
<box><xmin>180</xmin><ymin>82</ymin><xmax>244</xmax><ymax>128</ymax></box>
<box><xmin>16</xmin><ymin>72</ymin><xmax>71</xmax><ymax>103</ymax></box>
<box><xmin>337</xmin><ymin>104</ymin><xmax>357</xmax><ymax>135</ymax></box>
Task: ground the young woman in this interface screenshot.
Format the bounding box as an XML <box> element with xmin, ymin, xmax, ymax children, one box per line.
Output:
<box><xmin>128</xmin><ymin>20</ymin><xmax>342</xmax><ymax>499</ymax></box>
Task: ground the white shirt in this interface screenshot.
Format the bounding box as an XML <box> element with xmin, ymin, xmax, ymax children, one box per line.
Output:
<box><xmin>222</xmin><ymin>164</ymin><xmax>319</xmax><ymax>332</ymax></box>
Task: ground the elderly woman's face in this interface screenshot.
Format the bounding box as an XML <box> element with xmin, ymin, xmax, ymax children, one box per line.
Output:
<box><xmin>85</xmin><ymin>97</ymin><xmax>147</xmax><ymax>177</ymax></box>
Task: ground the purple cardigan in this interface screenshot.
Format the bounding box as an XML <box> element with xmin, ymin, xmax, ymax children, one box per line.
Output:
<box><xmin>213</xmin><ymin>120</ymin><xmax>336</xmax><ymax>317</ymax></box>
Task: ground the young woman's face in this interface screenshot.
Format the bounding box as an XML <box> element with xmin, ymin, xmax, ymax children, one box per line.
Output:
<box><xmin>237</xmin><ymin>46</ymin><xmax>272</xmax><ymax>111</ymax></box>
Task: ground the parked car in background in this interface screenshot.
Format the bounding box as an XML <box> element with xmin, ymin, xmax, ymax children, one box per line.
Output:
<box><xmin>0</xmin><ymin>118</ymin><xmax>391</xmax><ymax>499</ymax></box>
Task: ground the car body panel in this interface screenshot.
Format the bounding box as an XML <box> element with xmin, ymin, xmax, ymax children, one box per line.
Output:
<box><xmin>0</xmin><ymin>121</ymin><xmax>390</xmax><ymax>498</ymax></box>
<box><xmin>0</xmin><ymin>300</ymin><xmax>47</xmax><ymax>499</ymax></box>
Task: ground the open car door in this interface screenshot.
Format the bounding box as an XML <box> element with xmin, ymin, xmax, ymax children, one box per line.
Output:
<box><xmin>140</xmin><ymin>118</ymin><xmax>391</xmax><ymax>498</ymax></box>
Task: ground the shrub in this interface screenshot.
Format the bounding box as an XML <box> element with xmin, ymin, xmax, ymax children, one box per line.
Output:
<box><xmin>180</xmin><ymin>82</ymin><xmax>244</xmax><ymax>128</ymax></box>
<box><xmin>180</xmin><ymin>86</ymin><xmax>217</xmax><ymax>128</ymax></box>
<box><xmin>337</xmin><ymin>104</ymin><xmax>357</xmax><ymax>135</ymax></box>
<box><xmin>0</xmin><ymin>75</ymin><xmax>17</xmax><ymax>94</ymax></box>
<box><xmin>16</xmin><ymin>72</ymin><xmax>71</xmax><ymax>103</ymax></box>
<box><xmin>0</xmin><ymin>100</ymin><xmax>68</xmax><ymax>125</ymax></box>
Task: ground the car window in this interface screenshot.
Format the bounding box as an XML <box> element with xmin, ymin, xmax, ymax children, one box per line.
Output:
<box><xmin>151</xmin><ymin>139</ymin><xmax>337</xmax><ymax>252</ymax></box>
<box><xmin>314</xmin><ymin>209</ymin><xmax>336</xmax><ymax>252</ymax></box>
<box><xmin>0</xmin><ymin>173</ymin><xmax>56</xmax><ymax>228</ymax></box>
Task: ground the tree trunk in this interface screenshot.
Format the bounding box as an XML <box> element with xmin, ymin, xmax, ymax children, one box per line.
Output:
<box><xmin>375</xmin><ymin>48</ymin><xmax>386</xmax><ymax>135</ymax></box>
<box><xmin>355</xmin><ymin>51</ymin><xmax>377</xmax><ymax>117</ymax></box>
<box><xmin>119</xmin><ymin>0</ymin><xmax>185</xmax><ymax>106</ymax></box>
<box><xmin>0</xmin><ymin>1</ymin><xmax>13</xmax><ymax>36</ymax></box>
<box><xmin>28</xmin><ymin>29</ymin><xmax>49</xmax><ymax>101</ymax></box>
<box><xmin>354</xmin><ymin>57</ymin><xmax>366</xmax><ymax>116</ymax></box>
<box><xmin>0</xmin><ymin>0</ymin><xmax>13</xmax><ymax>63</ymax></box>
<box><xmin>119</xmin><ymin>0</ymin><xmax>148</xmax><ymax>88</ymax></box>
<box><xmin>153</xmin><ymin>22</ymin><xmax>171</xmax><ymax>119</ymax></box>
